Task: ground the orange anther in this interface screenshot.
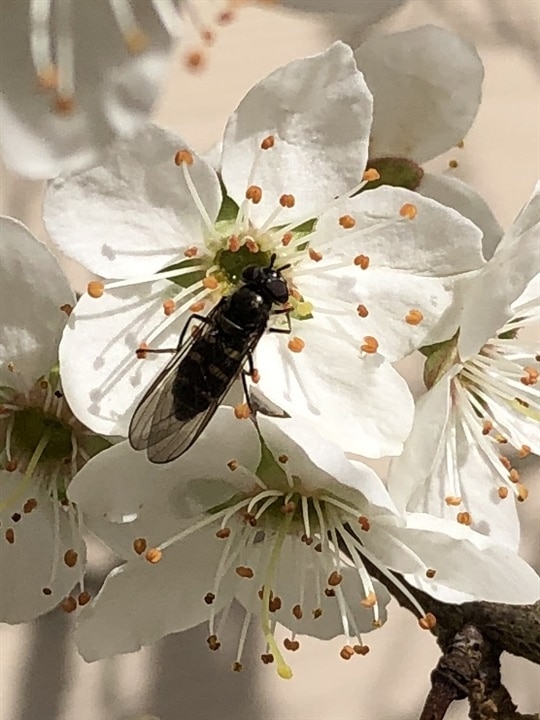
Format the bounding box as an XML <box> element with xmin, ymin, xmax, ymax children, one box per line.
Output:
<box><xmin>163</xmin><ymin>299</ymin><xmax>175</xmax><ymax>316</ymax></box>
<box><xmin>519</xmin><ymin>445</ymin><xmax>531</xmax><ymax>458</ymax></box>
<box><xmin>448</xmin><ymin>159</ymin><xmax>459</xmax><ymax>169</ymax></box>
<box><xmin>23</xmin><ymin>498</ymin><xmax>37</xmax><ymax>513</ymax></box>
<box><xmin>216</xmin><ymin>527</ymin><xmax>231</xmax><ymax>539</ymax></box>
<box><xmin>456</xmin><ymin>511</ymin><xmax>472</xmax><ymax>526</ymax></box>
<box><xmin>356</xmin><ymin>304</ymin><xmax>369</xmax><ymax>318</ymax></box>
<box><xmin>175</xmin><ymin>149</ymin><xmax>194</xmax><ymax>166</ymax></box>
<box><xmin>445</xmin><ymin>496</ymin><xmax>462</xmax><ymax>506</ymax></box>
<box><xmin>234</xmin><ymin>403</ymin><xmax>251</xmax><ymax>419</ymax></box>
<box><xmin>327</xmin><ymin>571</ymin><xmax>343</xmax><ymax>587</ymax></box>
<box><xmin>363</xmin><ymin>168</ymin><xmax>380</xmax><ymax>182</ymax></box>
<box><xmin>261</xmin><ymin>653</ymin><xmax>274</xmax><ymax>664</ymax></box>
<box><xmin>482</xmin><ymin>420</ymin><xmax>493</xmax><ymax>435</ymax></box>
<box><xmin>4</xmin><ymin>529</ymin><xmax>14</xmax><ymax>544</ymax></box>
<box><xmin>354</xmin><ymin>645</ymin><xmax>370</xmax><ymax>656</ymax></box>
<box><xmin>292</xmin><ymin>604</ymin><xmax>303</xmax><ymax>619</ymax></box>
<box><xmin>125</xmin><ymin>29</ymin><xmax>149</xmax><ymax>54</ymax></box>
<box><xmin>64</xmin><ymin>549</ymin><xmax>78</xmax><ymax>567</ymax></box>
<box><xmin>60</xmin><ymin>304</ymin><xmax>73</xmax><ymax>316</ymax></box>
<box><xmin>400</xmin><ymin>203</ymin><xmax>417</xmax><ymax>220</ymax></box>
<box><xmin>340</xmin><ymin>645</ymin><xmax>354</xmax><ymax>660</ymax></box>
<box><xmin>498</xmin><ymin>487</ymin><xmax>509</xmax><ymax>499</ymax></box>
<box><xmin>185</xmin><ymin>50</ymin><xmax>204</xmax><ymax>70</ymax></box>
<box><xmin>54</xmin><ymin>95</ymin><xmax>75</xmax><ymax>115</ymax></box>
<box><xmin>78</xmin><ymin>591</ymin><xmax>91</xmax><ymax>606</ymax></box>
<box><xmin>278</xmin><ymin>454</ymin><xmax>289</xmax><ymax>463</ymax></box>
<box><xmin>283</xmin><ymin>638</ymin><xmax>300</xmax><ymax>652</ymax></box>
<box><xmin>87</xmin><ymin>281</ymin><xmax>104</xmax><ymax>299</ymax></box>
<box><xmin>228</xmin><ymin>235</ymin><xmax>240</xmax><ymax>252</ymax></box>
<box><xmin>279</xmin><ymin>194</ymin><xmax>295</xmax><ymax>208</ymax></box>
<box><xmin>360</xmin><ymin>336</ymin><xmax>379</xmax><ymax>354</ymax></box>
<box><xmin>509</xmin><ymin>468</ymin><xmax>520</xmax><ymax>483</ymax></box>
<box><xmin>339</xmin><ymin>214</ymin><xmax>356</xmax><ymax>229</ymax></box>
<box><xmin>426</xmin><ymin>568</ymin><xmax>437</xmax><ymax>579</ymax></box>
<box><xmin>60</xmin><ymin>596</ymin><xmax>77</xmax><ymax>613</ymax></box>
<box><xmin>499</xmin><ymin>455</ymin><xmax>511</xmax><ymax>470</ymax></box>
<box><xmin>246</xmin><ymin>185</ymin><xmax>262</xmax><ymax>204</ymax></box>
<box><xmin>201</xmin><ymin>28</ymin><xmax>214</xmax><ymax>45</ymax></box>
<box><xmin>281</xmin><ymin>232</ymin><xmax>293</xmax><ymax>246</ymax></box>
<box><xmin>235</xmin><ymin>566</ymin><xmax>254</xmax><ymax>579</ymax></box>
<box><xmin>419</xmin><ymin>613</ymin><xmax>437</xmax><ymax>630</ymax></box>
<box><xmin>360</xmin><ymin>592</ymin><xmax>377</xmax><ymax>608</ymax></box>
<box><xmin>309</xmin><ymin>248</ymin><xmax>322</xmax><ymax>262</ymax></box>
<box><xmin>353</xmin><ymin>254</ymin><xmax>370</xmax><ymax>269</ymax></box>
<box><xmin>5</xmin><ymin>459</ymin><xmax>18</xmax><ymax>472</ymax></box>
<box><xmin>261</xmin><ymin>135</ymin><xmax>275</xmax><ymax>150</ymax></box>
<box><xmin>405</xmin><ymin>309</ymin><xmax>424</xmax><ymax>325</ymax></box>
<box><xmin>37</xmin><ymin>65</ymin><xmax>58</xmax><ymax>90</ymax></box>
<box><xmin>189</xmin><ymin>301</ymin><xmax>205</xmax><ymax>313</ymax></box>
<box><xmin>133</xmin><ymin>538</ymin><xmax>147</xmax><ymax>555</ymax></box>
<box><xmin>145</xmin><ymin>548</ymin><xmax>163</xmax><ymax>564</ymax></box>
<box><xmin>358</xmin><ymin>516</ymin><xmax>370</xmax><ymax>531</ymax></box>
<box><xmin>227</xmin><ymin>460</ymin><xmax>239</xmax><ymax>471</ymax></box>
<box><xmin>287</xmin><ymin>337</ymin><xmax>305</xmax><ymax>353</ymax></box>
<box><xmin>203</xmin><ymin>276</ymin><xmax>219</xmax><ymax>290</ymax></box>
<box><xmin>184</xmin><ymin>246</ymin><xmax>198</xmax><ymax>257</ymax></box>
<box><xmin>246</xmin><ymin>239</ymin><xmax>259</xmax><ymax>253</ymax></box>
<box><xmin>517</xmin><ymin>484</ymin><xmax>529</xmax><ymax>502</ymax></box>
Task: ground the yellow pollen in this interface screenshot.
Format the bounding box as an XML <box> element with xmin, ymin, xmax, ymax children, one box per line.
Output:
<box><xmin>426</xmin><ymin>568</ymin><xmax>437</xmax><ymax>579</ymax></box>
<box><xmin>517</xmin><ymin>484</ymin><xmax>529</xmax><ymax>502</ymax></box>
<box><xmin>340</xmin><ymin>645</ymin><xmax>354</xmax><ymax>660</ymax></box>
<box><xmin>261</xmin><ymin>135</ymin><xmax>275</xmax><ymax>150</ymax></box>
<box><xmin>246</xmin><ymin>239</ymin><xmax>259</xmax><ymax>253</ymax></box>
<box><xmin>308</xmin><ymin>248</ymin><xmax>323</xmax><ymax>262</ymax></box>
<box><xmin>287</xmin><ymin>337</ymin><xmax>305</xmax><ymax>353</ymax></box>
<box><xmin>509</xmin><ymin>468</ymin><xmax>520</xmax><ymax>483</ymax></box>
<box><xmin>60</xmin><ymin>304</ymin><xmax>73</xmax><ymax>316</ymax></box>
<box><xmin>37</xmin><ymin>65</ymin><xmax>58</xmax><ymax>90</ymax></box>
<box><xmin>60</xmin><ymin>596</ymin><xmax>77</xmax><ymax>613</ymax></box>
<box><xmin>405</xmin><ymin>309</ymin><xmax>424</xmax><ymax>325</ymax></box>
<box><xmin>399</xmin><ymin>203</ymin><xmax>417</xmax><ymax>220</ymax></box>
<box><xmin>482</xmin><ymin>420</ymin><xmax>493</xmax><ymax>435</ymax></box>
<box><xmin>283</xmin><ymin>638</ymin><xmax>300</xmax><ymax>652</ymax></box>
<box><xmin>54</xmin><ymin>95</ymin><xmax>75</xmax><ymax>115</ymax></box>
<box><xmin>279</xmin><ymin>194</ymin><xmax>295</xmax><ymax>208</ymax></box>
<box><xmin>281</xmin><ymin>232</ymin><xmax>293</xmax><ymax>246</ymax></box>
<box><xmin>145</xmin><ymin>548</ymin><xmax>163</xmax><ymax>564</ymax></box>
<box><xmin>419</xmin><ymin>613</ymin><xmax>437</xmax><ymax>630</ymax></box>
<box><xmin>189</xmin><ymin>300</ymin><xmax>205</xmax><ymax>313</ymax></box>
<box><xmin>125</xmin><ymin>29</ymin><xmax>149</xmax><ymax>54</ymax></box>
<box><xmin>327</xmin><ymin>571</ymin><xmax>343</xmax><ymax>587</ymax></box>
<box><xmin>445</xmin><ymin>496</ymin><xmax>462</xmax><ymax>506</ymax></box>
<box><xmin>358</xmin><ymin>516</ymin><xmax>370</xmax><ymax>532</ymax></box>
<box><xmin>235</xmin><ymin>566</ymin><xmax>254</xmax><ymax>579</ymax></box>
<box><xmin>353</xmin><ymin>254</ymin><xmax>370</xmax><ymax>269</ymax></box>
<box><xmin>246</xmin><ymin>185</ymin><xmax>262</xmax><ymax>204</ymax></box>
<box><xmin>202</xmin><ymin>276</ymin><xmax>219</xmax><ymax>290</ymax></box>
<box><xmin>133</xmin><ymin>538</ymin><xmax>147</xmax><ymax>555</ymax></box>
<box><xmin>185</xmin><ymin>50</ymin><xmax>205</xmax><ymax>70</ymax></box>
<box><xmin>457</xmin><ymin>511</ymin><xmax>472</xmax><ymax>526</ymax></box>
<box><xmin>355</xmin><ymin>644</ymin><xmax>370</xmax><ymax>656</ymax></box>
<box><xmin>361</xmin><ymin>336</ymin><xmax>379</xmax><ymax>354</ymax></box>
<box><xmin>216</xmin><ymin>527</ymin><xmax>231</xmax><ymax>539</ymax></box>
<box><xmin>136</xmin><ymin>342</ymin><xmax>150</xmax><ymax>360</ymax></box>
<box><xmin>228</xmin><ymin>235</ymin><xmax>240</xmax><ymax>252</ymax></box>
<box><xmin>363</xmin><ymin>168</ymin><xmax>380</xmax><ymax>182</ymax></box>
<box><xmin>356</xmin><ymin>304</ymin><xmax>369</xmax><ymax>318</ymax></box>
<box><xmin>184</xmin><ymin>246</ymin><xmax>198</xmax><ymax>258</ymax></box>
<box><xmin>448</xmin><ymin>159</ymin><xmax>459</xmax><ymax>169</ymax></box>
<box><xmin>498</xmin><ymin>487</ymin><xmax>509</xmax><ymax>499</ymax></box>
<box><xmin>278</xmin><ymin>454</ymin><xmax>289</xmax><ymax>463</ymax></box>
<box><xmin>227</xmin><ymin>460</ymin><xmax>239</xmax><ymax>471</ymax></box>
<box><xmin>519</xmin><ymin>445</ymin><xmax>531</xmax><ymax>458</ymax></box>
<box><xmin>163</xmin><ymin>299</ymin><xmax>176</xmax><ymax>316</ymax></box>
<box><xmin>292</xmin><ymin>604</ymin><xmax>303</xmax><ymax>619</ymax></box>
<box><xmin>360</xmin><ymin>592</ymin><xmax>377</xmax><ymax>608</ymax></box>
<box><xmin>63</xmin><ymin>549</ymin><xmax>78</xmax><ymax>568</ymax></box>
<box><xmin>78</xmin><ymin>591</ymin><xmax>91</xmax><ymax>606</ymax></box>
<box><xmin>87</xmin><ymin>281</ymin><xmax>104</xmax><ymax>299</ymax></box>
<box><xmin>234</xmin><ymin>403</ymin><xmax>251</xmax><ymax>419</ymax></box>
<box><xmin>175</xmin><ymin>149</ymin><xmax>194</xmax><ymax>166</ymax></box>
<box><xmin>339</xmin><ymin>214</ymin><xmax>356</xmax><ymax>229</ymax></box>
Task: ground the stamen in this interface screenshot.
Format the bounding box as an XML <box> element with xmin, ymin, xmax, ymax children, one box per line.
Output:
<box><xmin>356</xmin><ymin>304</ymin><xmax>369</xmax><ymax>318</ymax></box>
<box><xmin>245</xmin><ymin>185</ymin><xmax>262</xmax><ymax>204</ymax></box>
<box><xmin>339</xmin><ymin>215</ymin><xmax>356</xmax><ymax>229</ymax></box>
<box><xmin>87</xmin><ymin>281</ymin><xmax>104</xmax><ymax>298</ymax></box>
<box><xmin>54</xmin><ymin>1</ymin><xmax>75</xmax><ymax>112</ymax></box>
<box><xmin>405</xmin><ymin>310</ymin><xmax>424</xmax><ymax>326</ymax></box>
<box><xmin>0</xmin><ymin>430</ymin><xmax>51</xmax><ymax>513</ymax></box>
<box><xmin>287</xmin><ymin>337</ymin><xmax>305</xmax><ymax>353</ymax></box>
<box><xmin>178</xmin><ymin>158</ymin><xmax>219</xmax><ymax>238</ymax></box>
<box><xmin>448</xmin><ymin>160</ymin><xmax>458</xmax><ymax>169</ymax></box>
<box><xmin>419</xmin><ymin>613</ymin><xmax>437</xmax><ymax>630</ymax></box>
<box><xmin>353</xmin><ymin>254</ymin><xmax>370</xmax><ymax>269</ymax></box>
<box><xmin>261</xmin><ymin>135</ymin><xmax>275</xmax><ymax>150</ymax></box>
<box><xmin>360</xmin><ymin>336</ymin><xmax>379</xmax><ymax>354</ymax></box>
<box><xmin>30</xmin><ymin>0</ymin><xmax>55</xmax><ymax>88</ymax></box>
<box><xmin>362</xmin><ymin>168</ymin><xmax>380</xmax><ymax>182</ymax></box>
<box><xmin>399</xmin><ymin>203</ymin><xmax>417</xmax><ymax>220</ymax></box>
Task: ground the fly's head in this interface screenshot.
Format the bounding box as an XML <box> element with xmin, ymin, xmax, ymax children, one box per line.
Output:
<box><xmin>242</xmin><ymin>254</ymin><xmax>290</xmax><ymax>306</ymax></box>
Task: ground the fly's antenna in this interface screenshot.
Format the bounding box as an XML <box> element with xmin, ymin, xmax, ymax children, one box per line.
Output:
<box><xmin>268</xmin><ymin>253</ymin><xmax>277</xmax><ymax>269</ymax></box>
<box><xmin>276</xmin><ymin>262</ymin><xmax>291</xmax><ymax>272</ymax></box>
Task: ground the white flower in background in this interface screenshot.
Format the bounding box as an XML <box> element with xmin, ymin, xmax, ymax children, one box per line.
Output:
<box><xmin>45</xmin><ymin>43</ymin><xmax>485</xmax><ymax>458</ymax></box>
<box><xmin>277</xmin><ymin>0</ymin><xmax>407</xmax><ymax>24</ymax></box>
<box><xmin>68</xmin><ymin>411</ymin><xmax>539</xmax><ymax>673</ymax></box>
<box><xmin>0</xmin><ymin>0</ymin><xmax>181</xmax><ymax>178</ymax></box>
<box><xmin>354</xmin><ymin>25</ymin><xmax>503</xmax><ymax>259</ymax></box>
<box><xmin>388</xmin><ymin>182</ymin><xmax>540</xmax><ymax>551</ymax></box>
<box><xmin>0</xmin><ymin>217</ymin><xmax>110</xmax><ymax>622</ymax></box>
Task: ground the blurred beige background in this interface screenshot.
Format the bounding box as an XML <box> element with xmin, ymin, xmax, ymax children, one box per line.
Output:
<box><xmin>0</xmin><ymin>1</ymin><xmax>539</xmax><ymax>719</ymax></box>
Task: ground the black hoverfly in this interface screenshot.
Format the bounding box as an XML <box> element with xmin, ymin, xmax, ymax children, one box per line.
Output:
<box><xmin>129</xmin><ymin>254</ymin><xmax>291</xmax><ymax>463</ymax></box>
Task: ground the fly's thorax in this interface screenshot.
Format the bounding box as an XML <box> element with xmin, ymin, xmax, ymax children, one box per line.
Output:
<box><xmin>222</xmin><ymin>286</ymin><xmax>271</xmax><ymax>330</ymax></box>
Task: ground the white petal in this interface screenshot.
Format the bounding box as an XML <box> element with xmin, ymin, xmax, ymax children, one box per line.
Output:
<box><xmin>311</xmin><ymin>186</ymin><xmax>485</xmax><ymax>277</ymax></box>
<box><xmin>0</xmin><ymin>472</ymin><xmax>85</xmax><ymax>623</ymax></box>
<box><xmin>69</xmin><ymin>411</ymin><xmax>261</xmax><ymax>556</ymax></box>
<box><xmin>59</xmin><ymin>280</ymin><xmax>185</xmax><ymax>436</ymax></box>
<box><xmin>399</xmin><ymin>513</ymin><xmax>539</xmax><ymax>604</ymax></box>
<box><xmin>257</xmin><ymin>415</ymin><xmax>398</xmax><ymax>515</ymax></box>
<box><xmin>279</xmin><ymin>0</ymin><xmax>406</xmax><ymax>21</ymax></box>
<box><xmin>255</xmin><ymin>322</ymin><xmax>414</xmax><ymax>458</ymax></box>
<box><xmin>221</xmin><ymin>42</ymin><xmax>373</xmax><ymax>227</ymax></box>
<box><xmin>0</xmin><ymin>217</ymin><xmax>74</xmax><ymax>387</ymax></box>
<box><xmin>418</xmin><ymin>173</ymin><xmax>503</xmax><ymax>261</ymax></box>
<box><xmin>0</xmin><ymin>2</ymin><xmax>173</xmax><ymax>179</ymax></box>
<box><xmin>75</xmin><ymin>527</ymin><xmax>235</xmax><ymax>661</ymax></box>
<box><xmin>356</xmin><ymin>26</ymin><xmax>483</xmax><ymax>164</ymax></box>
<box><xmin>44</xmin><ymin>126</ymin><xmax>221</xmax><ymax>278</ymax></box>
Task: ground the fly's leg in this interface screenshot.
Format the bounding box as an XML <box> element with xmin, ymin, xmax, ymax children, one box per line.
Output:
<box><xmin>241</xmin><ymin>351</ymin><xmax>259</xmax><ymax>414</ymax></box>
<box><xmin>176</xmin><ymin>313</ymin><xmax>210</xmax><ymax>348</ymax></box>
<box><xmin>268</xmin><ymin>308</ymin><xmax>292</xmax><ymax>334</ymax></box>
<box><xmin>135</xmin><ymin>314</ymin><xmax>210</xmax><ymax>358</ymax></box>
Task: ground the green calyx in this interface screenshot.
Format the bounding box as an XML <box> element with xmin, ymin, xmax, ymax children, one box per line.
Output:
<box><xmin>12</xmin><ymin>407</ymin><xmax>73</xmax><ymax>463</ymax></box>
<box><xmin>362</xmin><ymin>156</ymin><xmax>424</xmax><ymax>192</ymax></box>
<box><xmin>421</xmin><ymin>332</ymin><xmax>460</xmax><ymax>389</ymax></box>
<box><xmin>216</xmin><ymin>245</ymin><xmax>273</xmax><ymax>285</ymax></box>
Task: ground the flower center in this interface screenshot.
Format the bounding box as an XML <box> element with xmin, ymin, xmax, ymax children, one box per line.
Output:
<box><xmin>215</xmin><ymin>243</ymin><xmax>273</xmax><ymax>285</ymax></box>
<box><xmin>12</xmin><ymin>407</ymin><xmax>72</xmax><ymax>466</ymax></box>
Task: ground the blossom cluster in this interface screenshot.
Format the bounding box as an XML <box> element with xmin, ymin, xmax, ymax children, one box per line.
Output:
<box><xmin>0</xmin><ymin>1</ymin><xmax>538</xmax><ymax>683</ymax></box>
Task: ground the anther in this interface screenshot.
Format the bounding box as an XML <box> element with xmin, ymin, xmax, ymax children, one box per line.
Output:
<box><xmin>399</xmin><ymin>203</ymin><xmax>417</xmax><ymax>220</ymax></box>
<box><xmin>204</xmin><ymin>592</ymin><xmax>216</xmax><ymax>605</ymax></box>
<box><xmin>163</xmin><ymin>299</ymin><xmax>176</xmax><ymax>316</ymax></box>
<box><xmin>358</xmin><ymin>516</ymin><xmax>370</xmax><ymax>531</ymax></box>
<box><xmin>283</xmin><ymin>638</ymin><xmax>300</xmax><ymax>652</ymax></box>
<box><xmin>228</xmin><ymin>235</ymin><xmax>240</xmax><ymax>252</ymax></box>
<box><xmin>5</xmin><ymin>459</ymin><xmax>18</xmax><ymax>472</ymax></box>
<box><xmin>456</xmin><ymin>511</ymin><xmax>472</xmax><ymax>526</ymax></box>
<box><xmin>445</xmin><ymin>496</ymin><xmax>462</xmax><ymax>506</ymax></box>
<box><xmin>496</xmin><ymin>435</ymin><xmax>507</xmax><ymax>444</ymax></box>
<box><xmin>278</xmin><ymin>455</ymin><xmax>289</xmax><ymax>463</ymax></box>
<box><xmin>11</xmin><ymin>513</ymin><xmax>21</xmax><ymax>523</ymax></box>
<box><xmin>63</xmin><ymin>549</ymin><xmax>78</xmax><ymax>568</ymax></box>
<box><xmin>327</xmin><ymin>571</ymin><xmax>343</xmax><ymax>587</ymax></box>
<box><xmin>246</xmin><ymin>239</ymin><xmax>259</xmax><ymax>253</ymax></box>
<box><xmin>184</xmin><ymin>246</ymin><xmax>198</xmax><ymax>258</ymax></box>
<box><xmin>136</xmin><ymin>342</ymin><xmax>150</xmax><ymax>360</ymax></box>
<box><xmin>448</xmin><ymin>159</ymin><xmax>458</xmax><ymax>169</ymax></box>
<box><xmin>261</xmin><ymin>653</ymin><xmax>274</xmax><ymax>664</ymax></box>
<box><xmin>203</xmin><ymin>276</ymin><xmax>219</xmax><ymax>290</ymax></box>
<box><xmin>457</xmin><ymin>140</ymin><xmax>465</xmax><ymax>149</ymax></box>
<box><xmin>125</xmin><ymin>29</ymin><xmax>149</xmax><ymax>54</ymax></box>
<box><xmin>308</xmin><ymin>248</ymin><xmax>323</xmax><ymax>262</ymax></box>
<box><xmin>354</xmin><ymin>645</ymin><xmax>370</xmax><ymax>656</ymax></box>
<box><xmin>419</xmin><ymin>613</ymin><xmax>437</xmax><ymax>630</ymax></box>
<box><xmin>261</xmin><ymin>135</ymin><xmax>275</xmax><ymax>150</ymax></box>
<box><xmin>509</xmin><ymin>469</ymin><xmax>520</xmax><ymax>483</ymax></box>
<box><xmin>280</xmin><ymin>194</ymin><xmax>295</xmax><ymax>208</ymax></box>
<box><xmin>287</xmin><ymin>337</ymin><xmax>305</xmax><ymax>353</ymax></box>
<box><xmin>292</xmin><ymin>604</ymin><xmax>303</xmax><ymax>620</ymax></box>
<box><xmin>232</xmin><ymin>662</ymin><xmax>243</xmax><ymax>672</ymax></box>
<box><xmin>405</xmin><ymin>310</ymin><xmax>424</xmax><ymax>325</ymax></box>
<box><xmin>145</xmin><ymin>548</ymin><xmax>163</xmax><ymax>564</ymax></box>
<box><xmin>499</xmin><ymin>455</ymin><xmax>511</xmax><ymax>470</ymax></box>
<box><xmin>280</xmin><ymin>501</ymin><xmax>296</xmax><ymax>514</ymax></box>
<box><xmin>60</xmin><ymin>304</ymin><xmax>73</xmax><ymax>316</ymax></box>
<box><xmin>324</xmin><ymin>588</ymin><xmax>336</xmax><ymax>597</ymax></box>
<box><xmin>227</xmin><ymin>460</ymin><xmax>239</xmax><ymax>471</ymax></box>
<box><xmin>353</xmin><ymin>254</ymin><xmax>370</xmax><ymax>269</ymax></box>
<box><xmin>246</xmin><ymin>185</ymin><xmax>262</xmax><ymax>204</ymax></box>
<box><xmin>251</xmin><ymin>369</ymin><xmax>260</xmax><ymax>383</ymax></box>
<box><xmin>361</xmin><ymin>592</ymin><xmax>377</xmax><ymax>608</ymax></box>
<box><xmin>426</xmin><ymin>568</ymin><xmax>437</xmax><ymax>579</ymax></box>
<box><xmin>133</xmin><ymin>538</ymin><xmax>147</xmax><ymax>555</ymax></box>
<box><xmin>87</xmin><ymin>281</ymin><xmax>104</xmax><ymax>299</ymax></box>
<box><xmin>517</xmin><ymin>484</ymin><xmax>529</xmax><ymax>502</ymax></box>
<box><xmin>216</xmin><ymin>527</ymin><xmax>231</xmax><ymax>539</ymax></box>
<box><xmin>233</xmin><ymin>403</ymin><xmax>251</xmax><ymax>419</ymax></box>
<box><xmin>301</xmin><ymin>534</ymin><xmax>313</xmax><ymax>545</ymax></box>
<box><xmin>357</xmin><ymin>304</ymin><xmax>369</xmax><ymax>318</ymax></box>
<box><xmin>189</xmin><ymin>300</ymin><xmax>205</xmax><ymax>313</ymax></box>
<box><xmin>54</xmin><ymin>96</ymin><xmax>75</xmax><ymax>116</ymax></box>
<box><xmin>23</xmin><ymin>498</ymin><xmax>37</xmax><ymax>513</ymax></box>
<box><xmin>482</xmin><ymin>420</ymin><xmax>493</xmax><ymax>435</ymax></box>
<box><xmin>37</xmin><ymin>66</ymin><xmax>58</xmax><ymax>90</ymax></box>
<box><xmin>361</xmin><ymin>336</ymin><xmax>379</xmax><ymax>354</ymax></box>
<box><xmin>60</xmin><ymin>596</ymin><xmax>77</xmax><ymax>613</ymax></box>
<box><xmin>498</xmin><ymin>487</ymin><xmax>509</xmax><ymax>499</ymax></box>
<box><xmin>175</xmin><ymin>149</ymin><xmax>194</xmax><ymax>166</ymax></box>
<box><xmin>206</xmin><ymin>634</ymin><xmax>221</xmax><ymax>651</ymax></box>
<box><xmin>281</xmin><ymin>232</ymin><xmax>293</xmax><ymax>246</ymax></box>
<box><xmin>339</xmin><ymin>215</ymin><xmax>356</xmax><ymax>229</ymax></box>
<box><xmin>312</xmin><ymin>608</ymin><xmax>322</xmax><ymax>619</ymax></box>
<box><xmin>243</xmin><ymin>512</ymin><xmax>257</xmax><ymax>527</ymax></box>
<box><xmin>372</xmin><ymin>619</ymin><xmax>383</xmax><ymax>628</ymax></box>
<box><xmin>519</xmin><ymin>445</ymin><xmax>531</xmax><ymax>458</ymax></box>
<box><xmin>235</xmin><ymin>566</ymin><xmax>254</xmax><ymax>579</ymax></box>
<box><xmin>340</xmin><ymin>645</ymin><xmax>354</xmax><ymax>660</ymax></box>
<box><xmin>363</xmin><ymin>168</ymin><xmax>380</xmax><ymax>182</ymax></box>
<box><xmin>269</xmin><ymin>596</ymin><xmax>282</xmax><ymax>612</ymax></box>
<box><xmin>78</xmin><ymin>592</ymin><xmax>91</xmax><ymax>606</ymax></box>
<box><xmin>42</xmin><ymin>587</ymin><xmax>52</xmax><ymax>596</ymax></box>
